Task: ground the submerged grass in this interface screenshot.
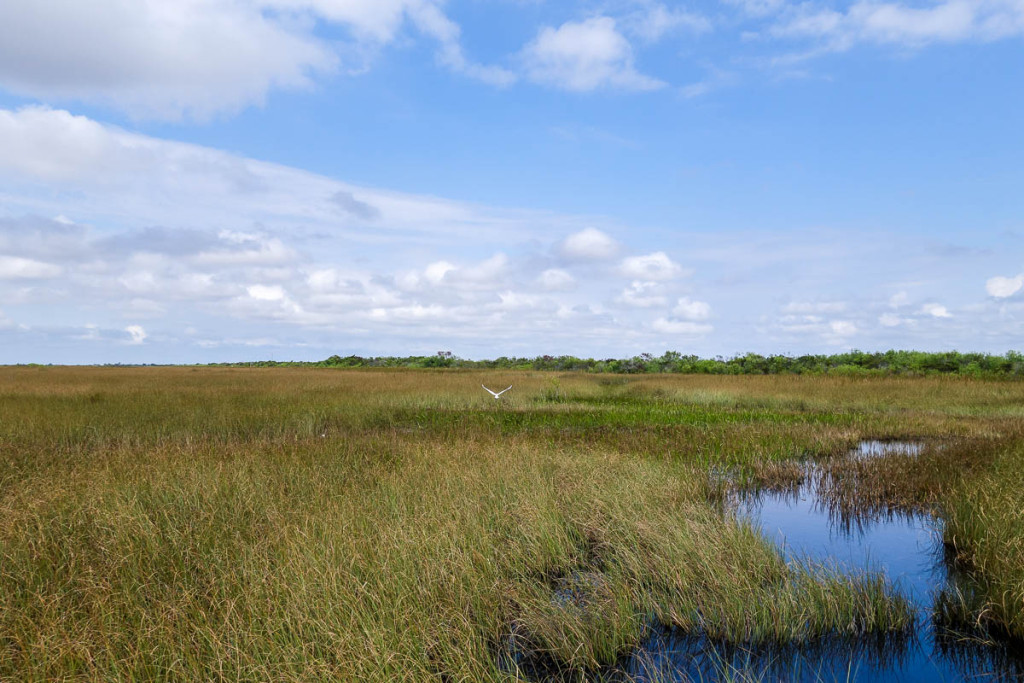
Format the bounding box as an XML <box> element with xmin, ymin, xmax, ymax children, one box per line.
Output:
<box><xmin>0</xmin><ymin>367</ymin><xmax>1021</xmax><ymax>680</ymax></box>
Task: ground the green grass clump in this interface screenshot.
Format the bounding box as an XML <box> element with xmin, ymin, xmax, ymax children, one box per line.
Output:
<box><xmin>938</xmin><ymin>434</ymin><xmax>1024</xmax><ymax>643</ymax></box>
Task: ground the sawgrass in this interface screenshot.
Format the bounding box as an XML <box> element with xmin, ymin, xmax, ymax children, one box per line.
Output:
<box><xmin>0</xmin><ymin>367</ymin><xmax>1021</xmax><ymax>680</ymax></box>
<box><xmin>937</xmin><ymin>435</ymin><xmax>1024</xmax><ymax>645</ymax></box>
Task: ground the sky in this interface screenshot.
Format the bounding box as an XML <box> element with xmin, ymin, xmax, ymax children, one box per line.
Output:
<box><xmin>0</xmin><ymin>0</ymin><xmax>1022</xmax><ymax>363</ymax></box>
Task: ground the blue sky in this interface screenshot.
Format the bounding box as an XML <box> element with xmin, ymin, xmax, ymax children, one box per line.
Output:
<box><xmin>0</xmin><ymin>0</ymin><xmax>1022</xmax><ymax>363</ymax></box>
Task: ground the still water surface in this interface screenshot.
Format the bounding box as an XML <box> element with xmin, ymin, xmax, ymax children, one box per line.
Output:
<box><xmin>622</xmin><ymin>441</ymin><xmax>1024</xmax><ymax>682</ymax></box>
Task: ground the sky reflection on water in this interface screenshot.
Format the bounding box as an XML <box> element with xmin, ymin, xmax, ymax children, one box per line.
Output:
<box><xmin>624</xmin><ymin>442</ymin><xmax>1024</xmax><ymax>683</ymax></box>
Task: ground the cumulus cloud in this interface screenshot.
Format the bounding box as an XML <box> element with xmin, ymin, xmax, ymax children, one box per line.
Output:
<box><xmin>0</xmin><ymin>0</ymin><xmax>509</xmax><ymax>119</ymax></box>
<box><xmin>3</xmin><ymin>105</ymin><xmax>1017</xmax><ymax>361</ymax></box>
<box><xmin>768</xmin><ymin>305</ymin><xmax>860</xmax><ymax>345</ymax></box>
<box><xmin>921</xmin><ymin>302</ymin><xmax>952</xmax><ymax>318</ymax></box>
<box><xmin>673</xmin><ymin>297</ymin><xmax>711</xmax><ymax>320</ymax></box>
<box><xmin>986</xmin><ymin>273</ymin><xmax>1024</xmax><ymax>298</ymax></box>
<box><xmin>618</xmin><ymin>251</ymin><xmax>683</xmax><ymax>280</ymax></box>
<box><xmin>398</xmin><ymin>254</ymin><xmax>512</xmax><ymax>295</ymax></box>
<box><xmin>247</xmin><ymin>284</ymin><xmax>286</xmax><ymax>301</ymax></box>
<box><xmin>521</xmin><ymin>17</ymin><xmax>665</xmax><ymax>92</ymax></box>
<box><xmin>125</xmin><ymin>324</ymin><xmax>147</xmax><ymax>344</ymax></box>
<box><xmin>423</xmin><ymin>261</ymin><xmax>457</xmax><ymax>285</ymax></box>
<box><xmin>0</xmin><ymin>1</ymin><xmax>335</xmax><ymax>120</ymax></box>
<box><xmin>0</xmin><ymin>208</ymin><xmax>703</xmax><ymax>358</ymax></box>
<box><xmin>616</xmin><ymin>280</ymin><xmax>667</xmax><ymax>307</ymax></box>
<box><xmin>560</xmin><ymin>228</ymin><xmax>620</xmax><ymax>260</ymax></box>
<box><xmin>458</xmin><ymin>253</ymin><xmax>510</xmax><ymax>284</ymax></box>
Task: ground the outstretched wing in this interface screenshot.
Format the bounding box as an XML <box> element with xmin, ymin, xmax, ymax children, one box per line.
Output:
<box><xmin>481</xmin><ymin>384</ymin><xmax>499</xmax><ymax>397</ymax></box>
<box><xmin>495</xmin><ymin>385</ymin><xmax>513</xmax><ymax>396</ymax></box>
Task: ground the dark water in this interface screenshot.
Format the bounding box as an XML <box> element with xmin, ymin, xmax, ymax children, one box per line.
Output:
<box><xmin>621</xmin><ymin>441</ymin><xmax>1024</xmax><ymax>682</ymax></box>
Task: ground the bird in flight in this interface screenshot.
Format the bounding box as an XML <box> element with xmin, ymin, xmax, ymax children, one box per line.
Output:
<box><xmin>482</xmin><ymin>384</ymin><xmax>512</xmax><ymax>399</ymax></box>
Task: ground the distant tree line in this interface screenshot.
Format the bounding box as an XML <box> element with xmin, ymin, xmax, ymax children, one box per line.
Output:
<box><xmin>212</xmin><ymin>350</ymin><xmax>1024</xmax><ymax>377</ymax></box>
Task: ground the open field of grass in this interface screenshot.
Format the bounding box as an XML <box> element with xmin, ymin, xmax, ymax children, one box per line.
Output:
<box><xmin>1</xmin><ymin>367</ymin><xmax>1022</xmax><ymax>681</ymax></box>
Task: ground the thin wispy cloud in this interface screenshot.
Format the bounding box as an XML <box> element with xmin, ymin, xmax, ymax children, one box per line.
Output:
<box><xmin>771</xmin><ymin>0</ymin><xmax>1024</xmax><ymax>51</ymax></box>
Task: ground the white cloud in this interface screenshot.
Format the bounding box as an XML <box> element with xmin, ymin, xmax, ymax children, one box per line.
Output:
<box><xmin>773</xmin><ymin>0</ymin><xmax>1024</xmax><ymax>51</ymax></box>
<box><xmin>0</xmin><ymin>0</ymin><xmax>336</xmax><ymax>120</ymax></box>
<box><xmin>616</xmin><ymin>280</ymin><xmax>667</xmax><ymax>307</ymax></box>
<box><xmin>405</xmin><ymin>1</ymin><xmax>516</xmax><ymax>86</ymax></box>
<box><xmin>424</xmin><ymin>261</ymin><xmax>456</xmax><ymax>285</ymax></box>
<box><xmin>623</xmin><ymin>3</ymin><xmax>711</xmax><ymax>42</ymax></box>
<box><xmin>0</xmin><ymin>107</ymin><xmax>557</xmax><ymax>245</ymax></box>
<box><xmin>521</xmin><ymin>17</ymin><xmax>665</xmax><ymax>92</ymax></box>
<box><xmin>125</xmin><ymin>324</ymin><xmax>147</xmax><ymax>344</ymax></box>
<box><xmin>265</xmin><ymin>0</ymin><xmax>421</xmax><ymax>43</ymax></box>
<box><xmin>458</xmin><ymin>253</ymin><xmax>509</xmax><ymax>284</ymax></box>
<box><xmin>921</xmin><ymin>302</ymin><xmax>952</xmax><ymax>318</ymax></box>
<box><xmin>247</xmin><ymin>284</ymin><xmax>286</xmax><ymax>301</ymax></box>
<box><xmin>560</xmin><ymin>228</ymin><xmax>620</xmax><ymax>260</ymax></box>
<box><xmin>618</xmin><ymin>251</ymin><xmax>684</xmax><ymax>280</ymax></box>
<box><xmin>673</xmin><ymin>296</ymin><xmax>712</xmax><ymax>320</ymax></box>
<box><xmin>829</xmin><ymin>320</ymin><xmax>857</xmax><ymax>336</ymax></box>
<box><xmin>413</xmin><ymin>254</ymin><xmax>509</xmax><ymax>290</ymax></box>
<box><xmin>498</xmin><ymin>291</ymin><xmax>543</xmax><ymax>310</ymax></box>
<box><xmin>652</xmin><ymin>318</ymin><xmax>713</xmax><ymax>335</ymax></box>
<box><xmin>986</xmin><ymin>273</ymin><xmax>1024</xmax><ymax>298</ymax></box>
<box><xmin>3</xmin><ymin>107</ymin><xmax>1020</xmax><ymax>361</ymax></box>
<box><xmin>538</xmin><ymin>268</ymin><xmax>576</xmax><ymax>290</ymax></box>
<box><xmin>307</xmin><ymin>269</ymin><xmax>338</xmax><ymax>294</ymax></box>
<box><xmin>0</xmin><ymin>255</ymin><xmax>63</xmax><ymax>279</ymax></box>
<box><xmin>0</xmin><ymin>0</ymin><xmax>509</xmax><ymax>120</ymax></box>
<box><xmin>769</xmin><ymin>309</ymin><xmax>860</xmax><ymax>344</ymax></box>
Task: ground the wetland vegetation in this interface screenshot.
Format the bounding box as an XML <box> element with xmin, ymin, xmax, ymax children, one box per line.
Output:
<box><xmin>1</xmin><ymin>367</ymin><xmax>1022</xmax><ymax>681</ymax></box>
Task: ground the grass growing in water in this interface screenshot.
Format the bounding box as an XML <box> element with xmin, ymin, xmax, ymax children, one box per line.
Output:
<box><xmin>938</xmin><ymin>435</ymin><xmax>1024</xmax><ymax>645</ymax></box>
<box><xmin>0</xmin><ymin>367</ymin><xmax>1021</xmax><ymax>680</ymax></box>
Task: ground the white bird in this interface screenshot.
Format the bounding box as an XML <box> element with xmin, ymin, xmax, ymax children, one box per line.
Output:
<box><xmin>482</xmin><ymin>384</ymin><xmax>512</xmax><ymax>399</ymax></box>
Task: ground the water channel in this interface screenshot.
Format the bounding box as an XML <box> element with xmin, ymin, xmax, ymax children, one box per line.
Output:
<box><xmin>621</xmin><ymin>441</ymin><xmax>1024</xmax><ymax>682</ymax></box>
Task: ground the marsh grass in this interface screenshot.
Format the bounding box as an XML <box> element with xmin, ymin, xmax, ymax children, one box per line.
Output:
<box><xmin>0</xmin><ymin>367</ymin><xmax>1022</xmax><ymax>680</ymax></box>
<box><xmin>936</xmin><ymin>434</ymin><xmax>1024</xmax><ymax>648</ymax></box>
